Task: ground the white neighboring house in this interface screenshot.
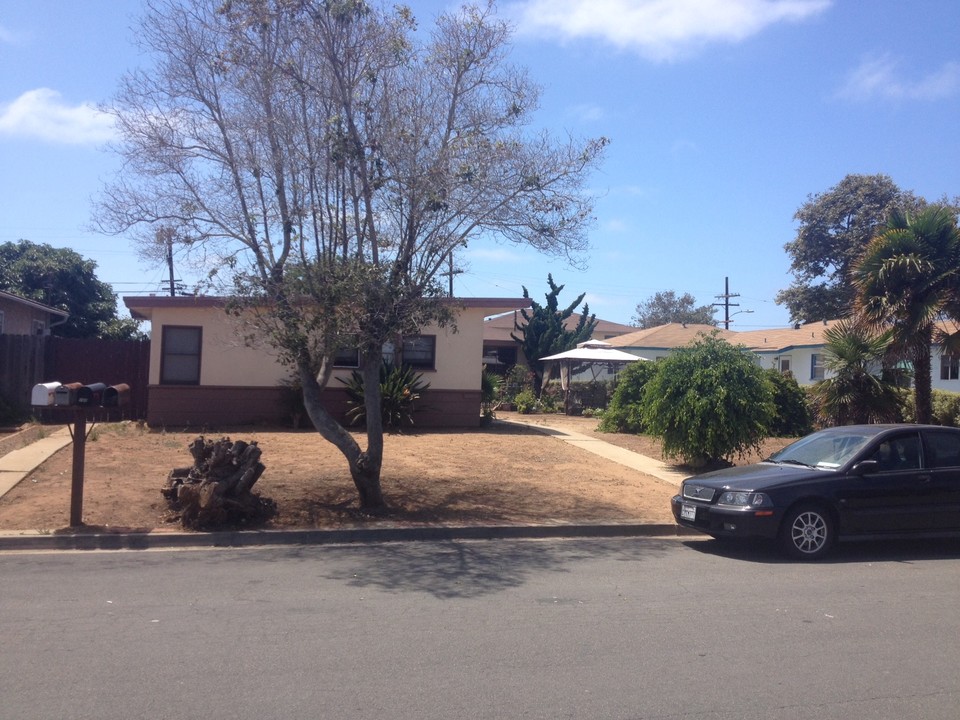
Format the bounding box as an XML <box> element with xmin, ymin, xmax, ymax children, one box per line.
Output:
<box><xmin>606</xmin><ymin>319</ymin><xmax>960</xmax><ymax>393</ymax></box>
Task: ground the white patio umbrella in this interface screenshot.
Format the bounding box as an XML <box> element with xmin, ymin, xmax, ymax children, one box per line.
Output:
<box><xmin>539</xmin><ymin>341</ymin><xmax>648</xmax><ymax>413</ymax></box>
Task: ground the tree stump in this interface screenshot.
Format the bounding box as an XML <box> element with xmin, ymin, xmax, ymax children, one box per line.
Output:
<box><xmin>163</xmin><ymin>436</ymin><xmax>276</xmax><ymax>530</ymax></box>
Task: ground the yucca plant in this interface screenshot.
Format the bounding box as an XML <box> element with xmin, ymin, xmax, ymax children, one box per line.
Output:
<box><xmin>340</xmin><ymin>362</ymin><xmax>430</xmax><ymax>430</ymax></box>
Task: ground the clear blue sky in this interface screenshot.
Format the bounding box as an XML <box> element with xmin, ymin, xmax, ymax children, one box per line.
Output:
<box><xmin>2</xmin><ymin>0</ymin><xmax>959</xmax><ymax>329</ymax></box>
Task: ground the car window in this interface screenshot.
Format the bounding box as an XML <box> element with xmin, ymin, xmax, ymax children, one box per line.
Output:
<box><xmin>868</xmin><ymin>434</ymin><xmax>921</xmax><ymax>472</ymax></box>
<box><xmin>924</xmin><ymin>430</ymin><xmax>960</xmax><ymax>469</ymax></box>
<box><xmin>768</xmin><ymin>431</ymin><xmax>873</xmax><ymax>469</ymax></box>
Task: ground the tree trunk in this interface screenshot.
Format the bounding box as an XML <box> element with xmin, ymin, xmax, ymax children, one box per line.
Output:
<box><xmin>913</xmin><ymin>330</ymin><xmax>933</xmax><ymax>425</ymax></box>
<box><xmin>298</xmin><ymin>358</ymin><xmax>386</xmax><ymax>510</ymax></box>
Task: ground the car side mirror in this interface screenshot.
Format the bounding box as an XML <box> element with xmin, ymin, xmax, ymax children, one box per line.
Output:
<box><xmin>851</xmin><ymin>459</ymin><xmax>878</xmax><ymax>475</ymax></box>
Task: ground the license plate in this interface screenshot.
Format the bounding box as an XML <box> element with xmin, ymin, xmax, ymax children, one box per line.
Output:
<box><xmin>681</xmin><ymin>503</ymin><xmax>697</xmax><ymax>521</ymax></box>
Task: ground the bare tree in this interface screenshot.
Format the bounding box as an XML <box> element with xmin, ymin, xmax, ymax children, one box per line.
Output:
<box><xmin>96</xmin><ymin>0</ymin><xmax>607</xmax><ymax>508</ymax></box>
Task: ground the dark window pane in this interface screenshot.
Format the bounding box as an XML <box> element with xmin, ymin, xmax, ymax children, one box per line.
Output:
<box><xmin>161</xmin><ymin>326</ymin><xmax>201</xmax><ymax>385</ymax></box>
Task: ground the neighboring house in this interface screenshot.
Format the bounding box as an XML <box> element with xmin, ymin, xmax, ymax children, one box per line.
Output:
<box><xmin>606</xmin><ymin>321</ymin><xmax>837</xmax><ymax>386</ymax></box>
<box><xmin>604</xmin><ymin>323</ymin><xmax>735</xmax><ymax>362</ymax></box>
<box><xmin>607</xmin><ymin>319</ymin><xmax>960</xmax><ymax>393</ymax></box>
<box><xmin>482</xmin><ymin>311</ymin><xmax>636</xmax><ymax>370</ymax></box>
<box><xmin>735</xmin><ymin>321</ymin><xmax>842</xmax><ymax>385</ymax></box>
<box><xmin>0</xmin><ymin>290</ymin><xmax>69</xmax><ymax>336</ymax></box>
<box><xmin>124</xmin><ymin>295</ymin><xmax>529</xmax><ymax>428</ymax></box>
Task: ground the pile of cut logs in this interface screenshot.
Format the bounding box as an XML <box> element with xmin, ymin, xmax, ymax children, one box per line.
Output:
<box><xmin>164</xmin><ymin>436</ymin><xmax>275</xmax><ymax>530</ymax></box>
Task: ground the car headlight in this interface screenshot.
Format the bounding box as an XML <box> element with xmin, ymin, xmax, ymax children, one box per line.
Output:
<box><xmin>717</xmin><ymin>491</ymin><xmax>771</xmax><ymax>508</ymax></box>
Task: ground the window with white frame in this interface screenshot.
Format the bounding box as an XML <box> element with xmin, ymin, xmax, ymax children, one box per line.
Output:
<box><xmin>778</xmin><ymin>356</ymin><xmax>792</xmax><ymax>374</ymax></box>
<box><xmin>941</xmin><ymin>354</ymin><xmax>959</xmax><ymax>381</ymax></box>
<box><xmin>810</xmin><ymin>353</ymin><xmax>825</xmax><ymax>381</ymax></box>
<box><xmin>32</xmin><ymin>320</ymin><xmax>45</xmax><ymax>336</ymax></box>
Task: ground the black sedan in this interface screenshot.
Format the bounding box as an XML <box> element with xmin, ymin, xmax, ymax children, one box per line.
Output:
<box><xmin>671</xmin><ymin>424</ymin><xmax>960</xmax><ymax>559</ymax></box>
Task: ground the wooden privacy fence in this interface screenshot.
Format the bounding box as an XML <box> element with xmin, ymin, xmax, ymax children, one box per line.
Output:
<box><xmin>0</xmin><ymin>336</ymin><xmax>150</xmax><ymax>423</ymax></box>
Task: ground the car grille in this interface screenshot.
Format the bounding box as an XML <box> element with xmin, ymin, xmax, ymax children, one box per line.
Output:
<box><xmin>682</xmin><ymin>484</ymin><xmax>716</xmax><ymax>502</ymax></box>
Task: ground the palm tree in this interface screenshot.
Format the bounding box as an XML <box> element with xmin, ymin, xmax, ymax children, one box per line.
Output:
<box><xmin>853</xmin><ymin>206</ymin><xmax>960</xmax><ymax>424</ymax></box>
<box><xmin>812</xmin><ymin>319</ymin><xmax>901</xmax><ymax>425</ymax></box>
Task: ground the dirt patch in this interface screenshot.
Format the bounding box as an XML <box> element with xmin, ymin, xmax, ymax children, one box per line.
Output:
<box><xmin>0</xmin><ymin>413</ymin><xmax>793</xmax><ymax>533</ymax></box>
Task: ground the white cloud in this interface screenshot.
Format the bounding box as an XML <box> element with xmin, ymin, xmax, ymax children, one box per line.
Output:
<box><xmin>509</xmin><ymin>0</ymin><xmax>831</xmax><ymax>62</ymax></box>
<box><xmin>0</xmin><ymin>88</ymin><xmax>115</xmax><ymax>145</ymax></box>
<box><xmin>567</xmin><ymin>103</ymin><xmax>606</xmax><ymax>122</ymax></box>
<box><xmin>837</xmin><ymin>54</ymin><xmax>960</xmax><ymax>102</ymax></box>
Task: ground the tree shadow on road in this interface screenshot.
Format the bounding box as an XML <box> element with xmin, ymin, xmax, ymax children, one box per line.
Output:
<box><xmin>276</xmin><ymin>537</ymin><xmax>678</xmax><ymax>599</ymax></box>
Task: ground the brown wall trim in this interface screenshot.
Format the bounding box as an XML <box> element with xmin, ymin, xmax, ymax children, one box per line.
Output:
<box><xmin>145</xmin><ymin>385</ymin><xmax>482</xmax><ymax>429</ymax></box>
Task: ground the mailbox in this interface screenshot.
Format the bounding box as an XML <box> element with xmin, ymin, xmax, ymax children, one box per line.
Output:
<box><xmin>31</xmin><ymin>382</ymin><xmax>62</xmax><ymax>407</ymax></box>
<box><xmin>76</xmin><ymin>383</ymin><xmax>107</xmax><ymax>406</ymax></box>
<box><xmin>102</xmin><ymin>383</ymin><xmax>131</xmax><ymax>407</ymax></box>
<box><xmin>54</xmin><ymin>382</ymin><xmax>83</xmax><ymax>406</ymax></box>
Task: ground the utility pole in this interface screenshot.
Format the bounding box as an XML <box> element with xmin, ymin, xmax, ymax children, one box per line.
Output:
<box><xmin>440</xmin><ymin>251</ymin><xmax>463</xmax><ymax>297</ymax></box>
<box><xmin>713</xmin><ymin>276</ymin><xmax>740</xmax><ymax>330</ymax></box>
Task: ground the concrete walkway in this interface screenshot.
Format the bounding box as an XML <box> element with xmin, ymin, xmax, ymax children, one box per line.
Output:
<box><xmin>0</xmin><ymin>427</ymin><xmax>73</xmax><ymax>500</ymax></box>
<box><xmin>498</xmin><ymin>417</ymin><xmax>688</xmax><ymax>487</ymax></box>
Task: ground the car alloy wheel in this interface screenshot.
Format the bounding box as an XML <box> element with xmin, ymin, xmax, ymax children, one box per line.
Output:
<box><xmin>781</xmin><ymin>505</ymin><xmax>834</xmax><ymax>560</ymax></box>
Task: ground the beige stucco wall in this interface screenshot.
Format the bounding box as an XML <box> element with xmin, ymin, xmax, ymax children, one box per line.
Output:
<box><xmin>147</xmin><ymin>304</ymin><xmax>487</xmax><ymax>392</ymax></box>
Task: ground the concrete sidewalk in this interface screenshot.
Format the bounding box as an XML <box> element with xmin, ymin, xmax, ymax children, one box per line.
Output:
<box><xmin>0</xmin><ymin>420</ymin><xmax>693</xmax><ymax>552</ymax></box>
<box><xmin>0</xmin><ymin>427</ymin><xmax>73</xmax><ymax>501</ymax></box>
<box><xmin>499</xmin><ymin>417</ymin><xmax>689</xmax><ymax>487</ymax></box>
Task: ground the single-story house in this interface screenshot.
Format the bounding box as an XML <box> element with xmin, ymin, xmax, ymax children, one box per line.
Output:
<box><xmin>482</xmin><ymin>311</ymin><xmax>636</xmax><ymax>370</ymax></box>
<box><xmin>124</xmin><ymin>294</ymin><xmax>530</xmax><ymax>428</ymax></box>
<box><xmin>606</xmin><ymin>319</ymin><xmax>960</xmax><ymax>393</ymax></box>
<box><xmin>0</xmin><ymin>290</ymin><xmax>69</xmax><ymax>336</ymax></box>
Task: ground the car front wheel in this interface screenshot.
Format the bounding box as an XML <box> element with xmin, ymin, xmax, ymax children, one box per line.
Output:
<box><xmin>780</xmin><ymin>504</ymin><xmax>834</xmax><ymax>560</ymax></box>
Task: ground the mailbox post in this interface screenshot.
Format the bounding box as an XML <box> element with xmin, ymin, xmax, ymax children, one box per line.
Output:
<box><xmin>31</xmin><ymin>380</ymin><xmax>132</xmax><ymax>528</ymax></box>
<box><xmin>70</xmin><ymin>407</ymin><xmax>87</xmax><ymax>527</ymax></box>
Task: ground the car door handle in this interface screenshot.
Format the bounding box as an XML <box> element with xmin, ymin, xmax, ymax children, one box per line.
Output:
<box><xmin>917</xmin><ymin>474</ymin><xmax>931</xmax><ymax>483</ymax></box>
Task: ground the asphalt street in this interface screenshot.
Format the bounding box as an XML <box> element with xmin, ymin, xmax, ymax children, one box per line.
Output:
<box><xmin>2</xmin><ymin>536</ymin><xmax>960</xmax><ymax>720</ymax></box>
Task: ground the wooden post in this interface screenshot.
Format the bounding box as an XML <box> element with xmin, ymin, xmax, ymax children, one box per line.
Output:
<box><xmin>70</xmin><ymin>407</ymin><xmax>87</xmax><ymax>527</ymax></box>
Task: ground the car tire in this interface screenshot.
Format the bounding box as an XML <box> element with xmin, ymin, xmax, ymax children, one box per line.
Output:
<box><xmin>779</xmin><ymin>504</ymin><xmax>834</xmax><ymax>560</ymax></box>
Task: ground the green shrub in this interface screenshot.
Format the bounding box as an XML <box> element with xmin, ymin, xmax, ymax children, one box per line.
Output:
<box><xmin>539</xmin><ymin>384</ymin><xmax>561</xmax><ymax>413</ymax></box>
<box><xmin>642</xmin><ymin>333</ymin><xmax>774</xmax><ymax>467</ymax></box>
<box><xmin>931</xmin><ymin>390</ymin><xmax>960</xmax><ymax>426</ymax></box>
<box><xmin>481</xmin><ymin>365</ymin><xmax>500</xmax><ymax>421</ymax></box>
<box><xmin>764</xmin><ymin>369</ymin><xmax>813</xmax><ymax>437</ymax></box>
<box><xmin>498</xmin><ymin>365</ymin><xmax>534</xmax><ymax>404</ymax></box>
<box><xmin>514</xmin><ymin>389</ymin><xmax>537</xmax><ymax>414</ymax></box>
<box><xmin>598</xmin><ymin>360</ymin><xmax>658</xmax><ymax>433</ymax></box>
<box><xmin>339</xmin><ymin>362</ymin><xmax>430</xmax><ymax>429</ymax></box>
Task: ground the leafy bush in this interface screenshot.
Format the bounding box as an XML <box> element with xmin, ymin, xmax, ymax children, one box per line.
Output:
<box><xmin>598</xmin><ymin>360</ymin><xmax>658</xmax><ymax>433</ymax></box>
<box><xmin>538</xmin><ymin>384</ymin><xmax>562</xmax><ymax>413</ymax></box>
<box><xmin>481</xmin><ymin>365</ymin><xmax>500</xmax><ymax>422</ymax></box>
<box><xmin>764</xmin><ymin>369</ymin><xmax>813</xmax><ymax>437</ymax></box>
<box><xmin>513</xmin><ymin>389</ymin><xmax>537</xmax><ymax>414</ymax></box>
<box><xmin>498</xmin><ymin>364</ymin><xmax>534</xmax><ymax>404</ymax></box>
<box><xmin>902</xmin><ymin>390</ymin><xmax>960</xmax><ymax>427</ymax></box>
<box><xmin>340</xmin><ymin>362</ymin><xmax>430</xmax><ymax>430</ymax></box>
<box><xmin>642</xmin><ymin>333</ymin><xmax>774</xmax><ymax>467</ymax></box>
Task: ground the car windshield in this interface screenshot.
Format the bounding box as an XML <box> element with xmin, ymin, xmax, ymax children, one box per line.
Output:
<box><xmin>766</xmin><ymin>429</ymin><xmax>874</xmax><ymax>470</ymax></box>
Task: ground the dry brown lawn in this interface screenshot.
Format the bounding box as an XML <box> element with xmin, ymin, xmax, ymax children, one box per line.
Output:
<box><xmin>0</xmin><ymin>412</ymin><xmax>792</xmax><ymax>533</ymax></box>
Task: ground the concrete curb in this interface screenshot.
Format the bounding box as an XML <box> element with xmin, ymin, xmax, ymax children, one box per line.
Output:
<box><xmin>0</xmin><ymin>523</ymin><xmax>702</xmax><ymax>552</ymax></box>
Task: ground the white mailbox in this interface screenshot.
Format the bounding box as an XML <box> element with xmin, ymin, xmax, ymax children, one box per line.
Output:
<box><xmin>31</xmin><ymin>381</ymin><xmax>63</xmax><ymax>406</ymax></box>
